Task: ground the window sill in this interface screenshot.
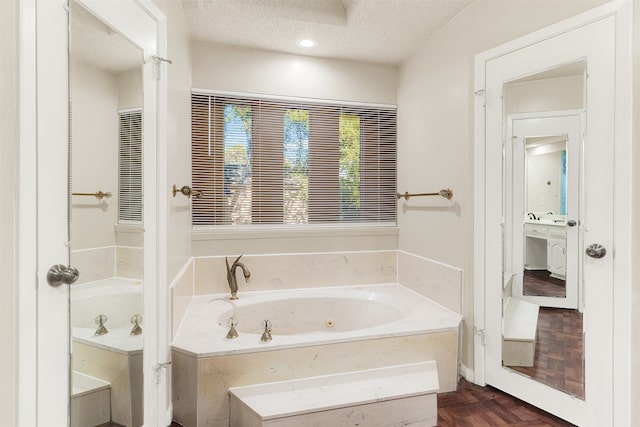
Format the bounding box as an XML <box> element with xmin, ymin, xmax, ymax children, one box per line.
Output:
<box><xmin>191</xmin><ymin>225</ymin><xmax>398</xmax><ymax>241</ymax></box>
<box><xmin>114</xmin><ymin>223</ymin><xmax>144</xmax><ymax>233</ymax></box>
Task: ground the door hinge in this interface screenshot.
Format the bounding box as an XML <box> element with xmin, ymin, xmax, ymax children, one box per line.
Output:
<box><xmin>154</xmin><ymin>361</ymin><xmax>172</xmax><ymax>384</ymax></box>
<box><xmin>474</xmin><ymin>89</ymin><xmax>486</xmax><ymax>107</ymax></box>
<box><xmin>146</xmin><ymin>55</ymin><xmax>173</xmax><ymax>80</ymax></box>
<box><xmin>474</xmin><ymin>327</ymin><xmax>486</xmax><ymax>345</ymax></box>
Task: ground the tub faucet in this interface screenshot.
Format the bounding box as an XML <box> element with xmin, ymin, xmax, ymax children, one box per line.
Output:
<box><xmin>225</xmin><ymin>255</ymin><xmax>251</xmax><ymax>300</ymax></box>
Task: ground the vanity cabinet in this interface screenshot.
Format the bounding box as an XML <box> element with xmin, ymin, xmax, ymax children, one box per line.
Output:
<box><xmin>524</xmin><ymin>222</ymin><xmax>566</xmax><ymax>279</ymax></box>
<box><xmin>547</xmin><ymin>237</ymin><xmax>566</xmax><ymax>279</ymax></box>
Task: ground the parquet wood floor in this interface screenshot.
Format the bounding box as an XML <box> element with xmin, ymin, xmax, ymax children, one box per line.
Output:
<box><xmin>438</xmin><ymin>378</ymin><xmax>575</xmax><ymax>426</ymax></box>
<box><xmin>509</xmin><ymin>307</ymin><xmax>584</xmax><ymax>399</ymax></box>
<box><xmin>523</xmin><ymin>270</ymin><xmax>566</xmax><ymax>297</ymax></box>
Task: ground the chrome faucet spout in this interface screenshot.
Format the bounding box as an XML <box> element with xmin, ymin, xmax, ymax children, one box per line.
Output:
<box><xmin>225</xmin><ymin>255</ymin><xmax>251</xmax><ymax>300</ymax></box>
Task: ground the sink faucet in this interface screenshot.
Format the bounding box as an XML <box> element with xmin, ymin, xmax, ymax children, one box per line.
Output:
<box><xmin>527</xmin><ymin>212</ymin><xmax>538</xmax><ymax>220</ymax></box>
<box><xmin>225</xmin><ymin>255</ymin><xmax>251</xmax><ymax>300</ymax></box>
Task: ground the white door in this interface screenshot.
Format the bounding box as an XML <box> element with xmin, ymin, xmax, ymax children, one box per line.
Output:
<box><xmin>23</xmin><ymin>0</ymin><xmax>169</xmax><ymax>425</ymax></box>
<box><xmin>507</xmin><ymin>112</ymin><xmax>582</xmax><ymax>310</ymax></box>
<box><xmin>475</xmin><ymin>4</ymin><xmax>631</xmax><ymax>425</ymax></box>
<box><xmin>29</xmin><ymin>1</ymin><xmax>72</xmax><ymax>424</ymax></box>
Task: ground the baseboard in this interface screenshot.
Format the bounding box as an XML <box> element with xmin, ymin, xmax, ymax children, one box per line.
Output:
<box><xmin>459</xmin><ymin>363</ymin><xmax>474</xmax><ymax>383</ymax></box>
<box><xmin>163</xmin><ymin>402</ymin><xmax>173</xmax><ymax>426</ymax></box>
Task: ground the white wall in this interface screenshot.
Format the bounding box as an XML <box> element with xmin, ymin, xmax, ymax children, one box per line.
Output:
<box><xmin>504</xmin><ymin>75</ymin><xmax>584</xmax><ymax>114</ymax></box>
<box><xmin>0</xmin><ymin>0</ymin><xmax>17</xmax><ymax>423</ymax></box>
<box><xmin>190</xmin><ymin>42</ymin><xmax>399</xmax><ymax>256</ymax></box>
<box><xmin>70</xmin><ymin>58</ymin><xmax>119</xmax><ymax>250</ymax></box>
<box><xmin>631</xmin><ymin>1</ymin><xmax>640</xmax><ymax>424</ymax></box>
<box><xmin>397</xmin><ymin>0</ymin><xmax>608</xmax><ymax>372</ymax></box>
<box><xmin>192</xmin><ymin>42</ymin><xmax>398</xmax><ymax>105</ymax></box>
<box><xmin>117</xmin><ymin>68</ymin><xmax>143</xmax><ymax>110</ymax></box>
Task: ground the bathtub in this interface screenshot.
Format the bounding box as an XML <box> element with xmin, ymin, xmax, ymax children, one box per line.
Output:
<box><xmin>171</xmin><ymin>284</ymin><xmax>462</xmax><ymax>427</ymax></box>
<box><xmin>173</xmin><ymin>284</ymin><xmax>460</xmax><ymax>356</ymax></box>
<box><xmin>71</xmin><ymin>277</ymin><xmax>143</xmax><ymax>353</ymax></box>
<box><xmin>71</xmin><ymin>277</ymin><xmax>144</xmax><ymax>427</ymax></box>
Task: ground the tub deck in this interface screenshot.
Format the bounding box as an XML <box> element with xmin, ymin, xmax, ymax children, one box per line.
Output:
<box><xmin>172</xmin><ymin>283</ymin><xmax>461</xmax><ymax>358</ymax></box>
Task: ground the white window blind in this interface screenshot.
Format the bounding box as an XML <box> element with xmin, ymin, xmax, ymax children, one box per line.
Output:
<box><xmin>118</xmin><ymin>109</ymin><xmax>143</xmax><ymax>223</ymax></box>
<box><xmin>191</xmin><ymin>92</ymin><xmax>397</xmax><ymax>227</ymax></box>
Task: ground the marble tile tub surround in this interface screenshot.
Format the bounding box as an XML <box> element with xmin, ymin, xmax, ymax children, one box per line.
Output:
<box><xmin>171</xmin><ymin>250</ymin><xmax>463</xmax><ymax>426</ymax></box>
<box><xmin>171</xmin><ymin>258</ymin><xmax>195</xmax><ymax>339</ymax></box>
<box><xmin>171</xmin><ymin>249</ymin><xmax>463</xmax><ymax>343</ymax></box>
<box><xmin>172</xmin><ymin>331</ymin><xmax>458</xmax><ymax>427</ymax></box>
<box><xmin>71</xmin><ymin>245</ymin><xmax>143</xmax><ymax>284</ymax></box>
<box><xmin>193</xmin><ymin>251</ymin><xmax>398</xmax><ymax>296</ymax></box>
<box><xmin>398</xmin><ymin>250</ymin><xmax>463</xmax><ymax>314</ymax></box>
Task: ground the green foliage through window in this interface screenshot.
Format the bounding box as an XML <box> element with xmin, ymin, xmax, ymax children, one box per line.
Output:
<box><xmin>191</xmin><ymin>92</ymin><xmax>397</xmax><ymax>227</ymax></box>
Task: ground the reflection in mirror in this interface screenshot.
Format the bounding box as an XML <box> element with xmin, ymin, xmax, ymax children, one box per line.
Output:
<box><xmin>69</xmin><ymin>1</ymin><xmax>144</xmax><ymax>426</ymax></box>
<box><xmin>501</xmin><ymin>60</ymin><xmax>585</xmax><ymax>400</ymax></box>
<box><xmin>523</xmin><ymin>134</ymin><xmax>568</xmax><ymax>297</ymax></box>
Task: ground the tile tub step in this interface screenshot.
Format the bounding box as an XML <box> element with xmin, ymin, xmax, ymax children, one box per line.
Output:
<box><xmin>71</xmin><ymin>371</ymin><xmax>111</xmax><ymax>427</ymax></box>
<box><xmin>228</xmin><ymin>361</ymin><xmax>439</xmax><ymax>427</ymax></box>
<box><xmin>502</xmin><ymin>296</ymin><xmax>540</xmax><ymax>367</ymax></box>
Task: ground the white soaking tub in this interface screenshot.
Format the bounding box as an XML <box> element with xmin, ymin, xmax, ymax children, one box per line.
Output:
<box><xmin>171</xmin><ymin>284</ymin><xmax>462</xmax><ymax>427</ymax></box>
<box><xmin>70</xmin><ymin>277</ymin><xmax>144</xmax><ymax>427</ymax></box>
<box><xmin>71</xmin><ymin>277</ymin><xmax>143</xmax><ymax>353</ymax></box>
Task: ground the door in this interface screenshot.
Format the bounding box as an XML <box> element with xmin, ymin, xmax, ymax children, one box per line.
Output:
<box><xmin>23</xmin><ymin>0</ymin><xmax>169</xmax><ymax>425</ymax></box>
<box><xmin>474</xmin><ymin>4</ymin><xmax>631</xmax><ymax>425</ymax></box>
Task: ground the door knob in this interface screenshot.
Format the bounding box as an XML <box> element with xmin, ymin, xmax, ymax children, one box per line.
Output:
<box><xmin>567</xmin><ymin>219</ymin><xmax>577</xmax><ymax>227</ymax></box>
<box><xmin>47</xmin><ymin>264</ymin><xmax>80</xmax><ymax>287</ymax></box>
<box><xmin>586</xmin><ymin>244</ymin><xmax>606</xmax><ymax>259</ymax></box>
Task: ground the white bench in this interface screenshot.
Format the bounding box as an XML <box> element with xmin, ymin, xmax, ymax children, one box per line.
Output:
<box><xmin>229</xmin><ymin>361</ymin><xmax>439</xmax><ymax>427</ymax></box>
<box><xmin>502</xmin><ymin>296</ymin><xmax>540</xmax><ymax>367</ymax></box>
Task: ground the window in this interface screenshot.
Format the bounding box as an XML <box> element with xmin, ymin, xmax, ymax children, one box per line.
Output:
<box><xmin>191</xmin><ymin>92</ymin><xmax>396</xmax><ymax>227</ymax></box>
<box><xmin>118</xmin><ymin>109</ymin><xmax>143</xmax><ymax>223</ymax></box>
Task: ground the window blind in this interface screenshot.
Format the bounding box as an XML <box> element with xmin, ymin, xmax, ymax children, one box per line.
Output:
<box><xmin>191</xmin><ymin>91</ymin><xmax>397</xmax><ymax>227</ymax></box>
<box><xmin>118</xmin><ymin>109</ymin><xmax>143</xmax><ymax>223</ymax></box>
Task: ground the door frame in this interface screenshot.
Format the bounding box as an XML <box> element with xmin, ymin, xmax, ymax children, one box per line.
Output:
<box><xmin>473</xmin><ymin>0</ymin><xmax>632</xmax><ymax>424</ymax></box>
<box><xmin>17</xmin><ymin>0</ymin><xmax>169</xmax><ymax>425</ymax></box>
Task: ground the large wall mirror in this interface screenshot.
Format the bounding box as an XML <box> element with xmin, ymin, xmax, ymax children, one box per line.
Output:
<box><xmin>501</xmin><ymin>61</ymin><xmax>586</xmax><ymax>399</ymax></box>
<box><xmin>69</xmin><ymin>1</ymin><xmax>145</xmax><ymax>425</ymax></box>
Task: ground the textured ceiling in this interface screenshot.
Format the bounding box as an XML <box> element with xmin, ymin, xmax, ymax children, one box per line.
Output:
<box><xmin>182</xmin><ymin>0</ymin><xmax>475</xmax><ymax>65</ymax></box>
<box><xmin>71</xmin><ymin>0</ymin><xmax>476</xmax><ymax>73</ymax></box>
<box><xmin>70</xmin><ymin>1</ymin><xmax>142</xmax><ymax>75</ymax></box>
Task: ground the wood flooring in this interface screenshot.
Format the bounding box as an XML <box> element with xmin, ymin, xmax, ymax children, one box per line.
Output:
<box><xmin>437</xmin><ymin>378</ymin><xmax>575</xmax><ymax>426</ymax></box>
<box><xmin>523</xmin><ymin>269</ymin><xmax>566</xmax><ymax>297</ymax></box>
<box><xmin>508</xmin><ymin>306</ymin><xmax>584</xmax><ymax>399</ymax></box>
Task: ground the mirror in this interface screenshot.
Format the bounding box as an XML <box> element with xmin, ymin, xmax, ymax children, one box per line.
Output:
<box><xmin>501</xmin><ymin>60</ymin><xmax>585</xmax><ymax>400</ymax></box>
<box><xmin>523</xmin><ymin>134</ymin><xmax>568</xmax><ymax>297</ymax></box>
<box><xmin>68</xmin><ymin>1</ymin><xmax>145</xmax><ymax>426</ymax></box>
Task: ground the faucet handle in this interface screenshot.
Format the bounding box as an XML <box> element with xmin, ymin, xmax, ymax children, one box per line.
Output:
<box><xmin>94</xmin><ymin>314</ymin><xmax>108</xmax><ymax>336</ymax></box>
<box><xmin>260</xmin><ymin>319</ymin><xmax>272</xmax><ymax>342</ymax></box>
<box><xmin>130</xmin><ymin>314</ymin><xmax>143</xmax><ymax>336</ymax></box>
<box><xmin>226</xmin><ymin>317</ymin><xmax>239</xmax><ymax>339</ymax></box>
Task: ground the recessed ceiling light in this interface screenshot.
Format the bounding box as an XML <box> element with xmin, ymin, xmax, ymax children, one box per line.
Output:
<box><xmin>298</xmin><ymin>39</ymin><xmax>317</xmax><ymax>49</ymax></box>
